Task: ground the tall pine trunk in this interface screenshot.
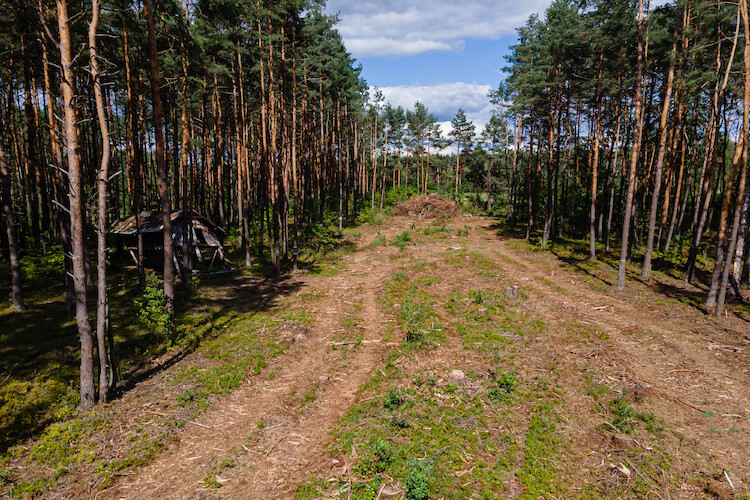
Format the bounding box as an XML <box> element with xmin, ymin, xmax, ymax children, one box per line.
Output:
<box><xmin>617</xmin><ymin>0</ymin><xmax>647</xmax><ymax>291</ymax></box>
<box><xmin>589</xmin><ymin>50</ymin><xmax>604</xmax><ymax>259</ymax></box>
<box><xmin>122</xmin><ymin>22</ymin><xmax>145</xmax><ymax>288</ymax></box>
<box><xmin>89</xmin><ymin>0</ymin><xmax>113</xmax><ymax>401</ymax></box>
<box><xmin>642</xmin><ymin>7</ymin><xmax>679</xmax><ymax>280</ymax></box>
<box><xmin>58</xmin><ymin>0</ymin><xmax>95</xmax><ymax>408</ymax></box>
<box><xmin>0</xmin><ymin>136</ymin><xmax>25</xmax><ymax>312</ymax></box>
<box><xmin>685</xmin><ymin>23</ymin><xmax>738</xmax><ymax>282</ymax></box>
<box><xmin>144</xmin><ymin>0</ymin><xmax>175</xmax><ymax>320</ymax></box>
<box><xmin>716</xmin><ymin>0</ymin><xmax>750</xmax><ymax>315</ymax></box>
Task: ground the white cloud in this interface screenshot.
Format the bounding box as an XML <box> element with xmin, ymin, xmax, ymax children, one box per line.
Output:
<box><xmin>347</xmin><ymin>38</ymin><xmax>457</xmax><ymax>59</ymax></box>
<box><xmin>326</xmin><ymin>0</ymin><xmax>550</xmax><ymax>58</ymax></box>
<box><xmin>373</xmin><ymin>82</ymin><xmax>495</xmax><ymax>149</ymax></box>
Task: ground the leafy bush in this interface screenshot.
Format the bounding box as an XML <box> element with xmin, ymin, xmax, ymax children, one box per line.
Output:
<box><xmin>356</xmin><ymin>206</ymin><xmax>385</xmax><ymax>226</ymax></box>
<box><xmin>135</xmin><ymin>273</ymin><xmax>177</xmax><ymax>345</ymax></box>
<box><xmin>383</xmin><ymin>386</ymin><xmax>404</xmax><ymax>410</ymax></box>
<box><xmin>305</xmin><ymin>210</ymin><xmax>342</xmax><ymax>253</ymax></box>
<box><xmin>392</xmin><ymin>231</ymin><xmax>412</xmax><ymax>250</ymax></box>
<box><xmin>371</xmin><ymin>439</ymin><xmax>393</xmax><ymax>466</ymax></box>
<box><xmin>20</xmin><ymin>251</ymin><xmax>65</xmax><ymax>280</ymax></box>
<box><xmin>405</xmin><ymin>460</ymin><xmax>431</xmax><ymax>500</ymax></box>
<box><xmin>487</xmin><ymin>369</ymin><xmax>517</xmax><ymax>401</ymax></box>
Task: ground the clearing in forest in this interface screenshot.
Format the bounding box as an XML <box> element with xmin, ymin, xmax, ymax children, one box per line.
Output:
<box><xmin>2</xmin><ymin>209</ymin><xmax>750</xmax><ymax>499</ymax></box>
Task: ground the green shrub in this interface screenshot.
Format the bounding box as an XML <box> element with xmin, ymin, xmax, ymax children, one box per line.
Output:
<box><xmin>401</xmin><ymin>286</ymin><xmax>430</xmax><ymax>343</ymax></box>
<box><xmin>470</xmin><ymin>290</ymin><xmax>484</xmax><ymax>304</ymax></box>
<box><xmin>392</xmin><ymin>231</ymin><xmax>413</xmax><ymax>250</ymax></box>
<box><xmin>20</xmin><ymin>251</ymin><xmax>65</xmax><ymax>280</ymax></box>
<box><xmin>383</xmin><ymin>386</ymin><xmax>404</xmax><ymax>410</ymax></box>
<box><xmin>405</xmin><ymin>460</ymin><xmax>431</xmax><ymax>500</ymax></box>
<box><xmin>487</xmin><ymin>369</ymin><xmax>517</xmax><ymax>401</ymax></box>
<box><xmin>135</xmin><ymin>273</ymin><xmax>177</xmax><ymax>345</ymax></box>
<box><xmin>372</xmin><ymin>232</ymin><xmax>386</xmax><ymax>247</ymax></box>
<box><xmin>371</xmin><ymin>439</ymin><xmax>393</xmax><ymax>466</ymax></box>
<box><xmin>183</xmin><ymin>274</ymin><xmax>201</xmax><ymax>298</ymax></box>
<box><xmin>606</xmin><ymin>396</ymin><xmax>660</xmax><ymax>434</ymax></box>
<box><xmin>306</xmin><ymin>210</ymin><xmax>342</xmax><ymax>252</ymax></box>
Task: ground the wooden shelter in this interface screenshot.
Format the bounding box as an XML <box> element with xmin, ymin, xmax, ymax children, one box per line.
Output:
<box><xmin>109</xmin><ymin>210</ymin><xmax>230</xmax><ymax>274</ymax></box>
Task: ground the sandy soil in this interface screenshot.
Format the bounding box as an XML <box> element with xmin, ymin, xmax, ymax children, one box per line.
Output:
<box><xmin>80</xmin><ymin>213</ymin><xmax>750</xmax><ymax>498</ymax></box>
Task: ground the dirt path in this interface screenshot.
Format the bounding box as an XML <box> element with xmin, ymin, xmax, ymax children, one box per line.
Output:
<box><xmin>102</xmin><ymin>214</ymin><xmax>750</xmax><ymax>498</ymax></box>
<box><xmin>462</xmin><ymin>217</ymin><xmax>750</xmax><ymax>493</ymax></box>
<box><xmin>104</xmin><ymin>242</ymin><xmax>398</xmax><ymax>499</ymax></box>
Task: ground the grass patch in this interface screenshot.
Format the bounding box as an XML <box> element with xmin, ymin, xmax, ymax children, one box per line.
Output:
<box><xmin>387</xmin><ymin>275</ymin><xmax>444</xmax><ymax>347</ymax></box>
<box><xmin>175</xmin><ymin>307</ymin><xmax>310</xmax><ymax>416</ymax></box>
<box><xmin>602</xmin><ymin>396</ymin><xmax>663</xmax><ymax>435</ymax></box>
<box><xmin>442</xmin><ymin>250</ymin><xmax>497</xmax><ymax>273</ymax></box>
<box><xmin>516</xmin><ymin>403</ymin><xmax>560</xmax><ymax>499</ymax></box>
<box><xmin>371</xmin><ymin>232</ymin><xmax>386</xmax><ymax>247</ymax></box>
<box><xmin>392</xmin><ymin>231</ymin><xmax>414</xmax><ymax>250</ymax></box>
<box><xmin>422</xmin><ymin>221</ymin><xmax>451</xmax><ymax>236</ymax></box>
<box><xmin>446</xmin><ymin>290</ymin><xmax>546</xmax><ymax>352</ymax></box>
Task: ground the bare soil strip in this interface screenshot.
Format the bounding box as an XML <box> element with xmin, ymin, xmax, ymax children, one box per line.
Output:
<box><xmin>103</xmin><ymin>248</ymin><xmax>395</xmax><ymax>499</ymax></box>
<box><xmin>94</xmin><ymin>214</ymin><xmax>750</xmax><ymax>498</ymax></box>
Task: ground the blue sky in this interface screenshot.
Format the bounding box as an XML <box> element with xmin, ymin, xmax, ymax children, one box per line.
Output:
<box><xmin>324</xmin><ymin>0</ymin><xmax>553</xmax><ymax>133</ymax></box>
<box><xmin>325</xmin><ymin>0</ymin><xmax>672</xmax><ymax>137</ymax></box>
<box><xmin>356</xmin><ymin>37</ymin><xmax>515</xmax><ymax>88</ymax></box>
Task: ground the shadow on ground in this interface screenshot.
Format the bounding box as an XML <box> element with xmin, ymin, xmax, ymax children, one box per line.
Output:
<box><xmin>0</xmin><ymin>262</ymin><xmax>305</xmax><ymax>453</ymax></box>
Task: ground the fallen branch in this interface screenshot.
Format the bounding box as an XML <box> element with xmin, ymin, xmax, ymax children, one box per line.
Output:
<box><xmin>266</xmin><ymin>434</ymin><xmax>289</xmax><ymax>456</ymax></box>
<box><xmin>186</xmin><ymin>420</ymin><xmax>212</xmax><ymax>429</ymax></box>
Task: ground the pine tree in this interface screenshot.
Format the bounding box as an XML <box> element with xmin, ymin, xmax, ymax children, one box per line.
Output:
<box><xmin>450</xmin><ymin>108</ymin><xmax>475</xmax><ymax>200</ymax></box>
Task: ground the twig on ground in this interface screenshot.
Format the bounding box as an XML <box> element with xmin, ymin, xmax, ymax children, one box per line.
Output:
<box><xmin>186</xmin><ymin>420</ymin><xmax>212</xmax><ymax>429</ymax></box>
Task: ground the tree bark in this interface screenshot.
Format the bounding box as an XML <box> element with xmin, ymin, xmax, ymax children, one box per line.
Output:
<box><xmin>642</xmin><ymin>6</ymin><xmax>680</xmax><ymax>281</ymax></box>
<box><xmin>122</xmin><ymin>21</ymin><xmax>145</xmax><ymax>288</ymax></box>
<box><xmin>0</xmin><ymin>135</ymin><xmax>25</xmax><ymax>312</ymax></box>
<box><xmin>716</xmin><ymin>0</ymin><xmax>750</xmax><ymax>315</ymax></box>
<box><xmin>617</xmin><ymin>0</ymin><xmax>647</xmax><ymax>291</ymax></box>
<box><xmin>58</xmin><ymin>0</ymin><xmax>96</xmax><ymax>408</ymax></box>
<box><xmin>685</xmin><ymin>18</ymin><xmax>739</xmax><ymax>283</ymax></box>
<box><xmin>179</xmin><ymin>12</ymin><xmax>192</xmax><ymax>280</ymax></box>
<box><xmin>144</xmin><ymin>0</ymin><xmax>175</xmax><ymax>319</ymax></box>
<box><xmin>589</xmin><ymin>50</ymin><xmax>604</xmax><ymax>259</ymax></box>
<box><xmin>89</xmin><ymin>0</ymin><xmax>113</xmax><ymax>401</ymax></box>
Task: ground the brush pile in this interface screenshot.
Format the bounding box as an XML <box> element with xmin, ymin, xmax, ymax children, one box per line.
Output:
<box><xmin>393</xmin><ymin>195</ymin><xmax>460</xmax><ymax>218</ymax></box>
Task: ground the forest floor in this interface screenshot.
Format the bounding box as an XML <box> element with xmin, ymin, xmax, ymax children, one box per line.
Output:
<box><xmin>2</xmin><ymin>206</ymin><xmax>750</xmax><ymax>499</ymax></box>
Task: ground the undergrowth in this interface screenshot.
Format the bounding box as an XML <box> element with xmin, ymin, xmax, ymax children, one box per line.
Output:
<box><xmin>299</xmin><ymin>262</ymin><xmax>563</xmax><ymax>499</ymax></box>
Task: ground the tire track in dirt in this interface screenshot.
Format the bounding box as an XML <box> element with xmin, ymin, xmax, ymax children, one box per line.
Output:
<box><xmin>222</xmin><ymin>252</ymin><xmax>393</xmax><ymax>498</ymax></box>
<box><xmin>464</xmin><ymin>218</ymin><xmax>750</xmax><ymax>492</ymax></box>
<box><xmin>101</xmin><ymin>214</ymin><xmax>750</xmax><ymax>497</ymax></box>
<box><xmin>102</xmin><ymin>245</ymin><xmax>396</xmax><ymax>499</ymax></box>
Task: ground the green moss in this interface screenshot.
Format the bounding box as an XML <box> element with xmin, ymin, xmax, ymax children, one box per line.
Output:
<box><xmin>296</xmin><ymin>476</ymin><xmax>328</xmax><ymax>499</ymax></box>
<box><xmin>30</xmin><ymin>416</ymin><xmax>105</xmax><ymax>467</ymax></box>
<box><xmin>601</xmin><ymin>396</ymin><xmax>663</xmax><ymax>435</ymax></box>
<box><xmin>517</xmin><ymin>404</ymin><xmax>560</xmax><ymax>499</ymax></box>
